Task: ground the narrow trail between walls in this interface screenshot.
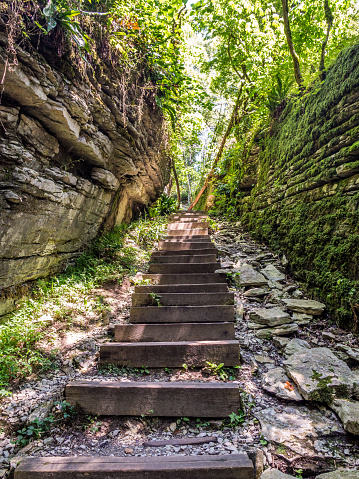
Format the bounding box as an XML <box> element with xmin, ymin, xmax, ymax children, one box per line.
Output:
<box><xmin>0</xmin><ymin>216</ymin><xmax>358</xmax><ymax>478</ymax></box>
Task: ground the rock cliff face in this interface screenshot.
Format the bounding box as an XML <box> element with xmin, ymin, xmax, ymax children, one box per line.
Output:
<box><xmin>241</xmin><ymin>44</ymin><xmax>359</xmax><ymax>330</ymax></box>
<box><xmin>0</xmin><ymin>39</ymin><xmax>170</xmax><ymax>315</ymax></box>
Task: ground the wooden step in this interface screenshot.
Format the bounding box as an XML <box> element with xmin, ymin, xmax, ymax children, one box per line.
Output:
<box><xmin>132</xmin><ymin>292</ymin><xmax>234</xmax><ymax>306</ymax></box>
<box><xmin>115</xmin><ymin>322</ymin><xmax>235</xmax><ymax>342</ymax></box>
<box><xmin>148</xmin><ymin>263</ymin><xmax>218</xmax><ymax>274</ymax></box>
<box><xmin>65</xmin><ymin>381</ymin><xmax>240</xmax><ymax>417</ymax></box>
<box><xmin>158</xmin><ymin>241</ymin><xmax>215</xmax><ymax>250</ymax></box>
<box><xmin>100</xmin><ymin>340</ymin><xmax>239</xmax><ymax>367</ymax></box>
<box><xmin>167</xmin><ymin>229</ymin><xmax>209</xmax><ymax>236</ymax></box>
<box><xmin>163</xmin><ymin>236</ymin><xmax>211</xmax><ymax>242</ymax></box>
<box><xmin>130</xmin><ymin>305</ymin><xmax>234</xmax><ymax>323</ymax></box>
<box><xmin>168</xmin><ymin>222</ymin><xmax>209</xmax><ymax>229</ymax></box>
<box><xmin>151</xmin><ymin>254</ymin><xmax>217</xmax><ymax>264</ymax></box>
<box><xmin>153</xmin><ymin>248</ymin><xmax>217</xmax><ymax>256</ymax></box>
<box><xmin>142</xmin><ymin>273</ymin><xmax>227</xmax><ymax>284</ymax></box>
<box><xmin>15</xmin><ymin>454</ymin><xmax>254</xmax><ymax>479</ymax></box>
<box><xmin>135</xmin><ymin>284</ymin><xmax>228</xmax><ymax>293</ymax></box>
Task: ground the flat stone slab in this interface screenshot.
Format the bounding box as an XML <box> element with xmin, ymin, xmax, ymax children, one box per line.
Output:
<box><xmin>261</xmin><ymin>470</ymin><xmax>296</xmax><ymax>479</ymax></box>
<box><xmin>261</xmin><ymin>367</ymin><xmax>303</xmax><ymax>401</ymax></box>
<box><xmin>317</xmin><ymin>470</ymin><xmax>359</xmax><ymax>479</ymax></box>
<box><xmin>291</xmin><ymin>312</ymin><xmax>313</xmax><ymax>325</ymax></box>
<box><xmin>284</xmin><ymin>338</ymin><xmax>311</xmax><ymax>357</ymax></box>
<box><xmin>283</xmin><ymin>299</ymin><xmax>325</xmax><ymax>315</ymax></box>
<box><xmin>283</xmin><ymin>347</ymin><xmax>357</xmax><ymax>400</ymax></box>
<box><xmin>243</xmin><ymin>288</ymin><xmax>269</xmax><ymax>298</ymax></box>
<box><xmin>331</xmin><ymin>399</ymin><xmax>359</xmax><ymax>435</ymax></box>
<box><xmin>235</xmin><ymin>265</ymin><xmax>268</xmax><ymax>287</ymax></box>
<box><xmin>15</xmin><ymin>454</ymin><xmax>254</xmax><ymax>479</ymax></box>
<box><xmin>249</xmin><ymin>307</ymin><xmax>291</xmax><ymax>327</ymax></box>
<box><xmin>256</xmin><ymin>406</ymin><xmax>344</xmax><ymax>456</ymax></box>
<box><xmin>336</xmin><ymin>344</ymin><xmax>359</xmax><ymax>362</ymax></box>
<box><xmin>260</xmin><ymin>264</ymin><xmax>285</xmax><ymax>282</ymax></box>
<box><xmin>256</xmin><ymin>323</ymin><xmax>298</xmax><ymax>339</ymax></box>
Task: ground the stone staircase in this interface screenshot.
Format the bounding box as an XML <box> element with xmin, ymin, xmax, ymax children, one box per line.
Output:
<box><xmin>15</xmin><ymin>211</ymin><xmax>254</xmax><ymax>478</ymax></box>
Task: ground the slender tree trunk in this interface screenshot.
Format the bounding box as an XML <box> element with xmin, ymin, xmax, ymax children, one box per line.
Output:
<box><xmin>185</xmin><ymin>151</ymin><xmax>192</xmax><ymax>204</ymax></box>
<box><xmin>172</xmin><ymin>158</ymin><xmax>181</xmax><ymax>209</ymax></box>
<box><xmin>319</xmin><ymin>0</ymin><xmax>334</xmax><ymax>74</ymax></box>
<box><xmin>188</xmin><ymin>89</ymin><xmax>243</xmax><ymax>211</ymax></box>
<box><xmin>281</xmin><ymin>0</ymin><xmax>303</xmax><ymax>87</ymax></box>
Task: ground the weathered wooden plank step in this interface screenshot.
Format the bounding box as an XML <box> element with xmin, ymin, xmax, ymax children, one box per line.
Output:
<box><xmin>170</xmin><ymin>217</ymin><xmax>208</xmax><ymax>222</ymax></box>
<box><xmin>153</xmin><ymin>248</ymin><xmax>217</xmax><ymax>256</ymax></box>
<box><xmin>167</xmin><ymin>229</ymin><xmax>209</xmax><ymax>236</ymax></box>
<box><xmin>151</xmin><ymin>254</ymin><xmax>217</xmax><ymax>264</ymax></box>
<box><xmin>130</xmin><ymin>305</ymin><xmax>234</xmax><ymax>323</ymax></box>
<box><xmin>132</xmin><ymin>292</ymin><xmax>234</xmax><ymax>306</ymax></box>
<box><xmin>168</xmin><ymin>222</ymin><xmax>209</xmax><ymax>229</ymax></box>
<box><xmin>135</xmin><ymin>283</ymin><xmax>228</xmax><ymax>293</ymax></box>
<box><xmin>168</xmin><ymin>224</ymin><xmax>209</xmax><ymax>231</ymax></box>
<box><xmin>163</xmin><ymin>236</ymin><xmax>211</xmax><ymax>242</ymax></box>
<box><xmin>100</xmin><ymin>340</ymin><xmax>239</xmax><ymax>367</ymax></box>
<box><xmin>142</xmin><ymin>273</ymin><xmax>227</xmax><ymax>284</ymax></box>
<box><xmin>15</xmin><ymin>454</ymin><xmax>254</xmax><ymax>479</ymax></box>
<box><xmin>65</xmin><ymin>381</ymin><xmax>240</xmax><ymax>417</ymax></box>
<box><xmin>158</xmin><ymin>241</ymin><xmax>215</xmax><ymax>250</ymax></box>
<box><xmin>115</xmin><ymin>322</ymin><xmax>235</xmax><ymax>342</ymax></box>
<box><xmin>148</xmin><ymin>263</ymin><xmax>218</xmax><ymax>274</ymax></box>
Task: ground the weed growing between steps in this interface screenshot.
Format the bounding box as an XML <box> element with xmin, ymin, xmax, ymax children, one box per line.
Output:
<box><xmin>0</xmin><ymin>216</ymin><xmax>168</xmax><ymax>397</ymax></box>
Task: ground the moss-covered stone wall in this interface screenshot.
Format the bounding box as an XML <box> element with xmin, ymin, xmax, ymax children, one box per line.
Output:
<box><xmin>241</xmin><ymin>43</ymin><xmax>359</xmax><ymax>331</ymax></box>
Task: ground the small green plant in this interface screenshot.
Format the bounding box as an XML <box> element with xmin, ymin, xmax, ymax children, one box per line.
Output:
<box><xmin>204</xmin><ymin>362</ymin><xmax>240</xmax><ymax>381</ymax></box>
<box><xmin>15</xmin><ymin>401</ymin><xmax>76</xmax><ymax>447</ymax></box>
<box><xmin>148</xmin><ymin>194</ymin><xmax>177</xmax><ymax>217</ymax></box>
<box><xmin>177</xmin><ymin>417</ymin><xmax>190</xmax><ymax>427</ymax></box>
<box><xmin>259</xmin><ymin>437</ymin><xmax>268</xmax><ymax>446</ymax></box>
<box><xmin>226</xmin><ymin>410</ymin><xmax>245</xmax><ymax>428</ymax></box>
<box><xmin>99</xmin><ymin>363</ymin><xmax>150</xmax><ymax>376</ymax></box>
<box><xmin>226</xmin><ymin>271</ymin><xmax>241</xmax><ymax>286</ymax></box>
<box><xmin>85</xmin><ymin>415</ymin><xmax>102</xmax><ymax>433</ymax></box>
<box><xmin>196</xmin><ymin>418</ymin><xmax>210</xmax><ymax>428</ymax></box>
<box><xmin>182</xmin><ymin>363</ymin><xmax>188</xmax><ymax>371</ymax></box>
<box><xmin>149</xmin><ymin>292</ymin><xmax>162</xmax><ymax>306</ymax></box>
<box><xmin>294</xmin><ymin>469</ymin><xmax>303</xmax><ymax>479</ymax></box>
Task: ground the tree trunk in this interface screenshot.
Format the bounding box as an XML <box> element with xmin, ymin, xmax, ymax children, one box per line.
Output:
<box><xmin>281</xmin><ymin>0</ymin><xmax>303</xmax><ymax>87</ymax></box>
<box><xmin>172</xmin><ymin>158</ymin><xmax>181</xmax><ymax>209</ymax></box>
<box><xmin>319</xmin><ymin>0</ymin><xmax>334</xmax><ymax>74</ymax></box>
<box><xmin>188</xmin><ymin>89</ymin><xmax>243</xmax><ymax>211</ymax></box>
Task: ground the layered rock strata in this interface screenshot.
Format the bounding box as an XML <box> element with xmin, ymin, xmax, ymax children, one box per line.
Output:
<box><xmin>0</xmin><ymin>40</ymin><xmax>170</xmax><ymax>314</ymax></box>
<box><xmin>240</xmin><ymin>43</ymin><xmax>359</xmax><ymax>330</ymax></box>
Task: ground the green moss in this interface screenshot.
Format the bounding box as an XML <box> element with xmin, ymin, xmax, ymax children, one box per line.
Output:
<box><xmin>237</xmin><ymin>43</ymin><xmax>359</xmax><ymax>332</ymax></box>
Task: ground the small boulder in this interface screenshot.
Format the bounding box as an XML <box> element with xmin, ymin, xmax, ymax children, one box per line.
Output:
<box><xmin>261</xmin><ymin>469</ymin><xmax>296</xmax><ymax>479</ymax></box>
<box><xmin>249</xmin><ymin>307</ymin><xmax>291</xmax><ymax>327</ymax></box>
<box><xmin>331</xmin><ymin>399</ymin><xmax>359</xmax><ymax>435</ymax></box>
<box><xmin>235</xmin><ymin>264</ymin><xmax>268</xmax><ymax>287</ymax></box>
<box><xmin>262</xmin><ymin>367</ymin><xmax>303</xmax><ymax>401</ymax></box>
<box><xmin>244</xmin><ymin>288</ymin><xmax>269</xmax><ymax>298</ymax></box>
<box><xmin>291</xmin><ymin>312</ymin><xmax>312</xmax><ymax>325</ymax></box>
<box><xmin>283</xmin><ymin>347</ymin><xmax>357</xmax><ymax>401</ymax></box>
<box><xmin>317</xmin><ymin>470</ymin><xmax>359</xmax><ymax>479</ymax></box>
<box><xmin>261</xmin><ymin>264</ymin><xmax>285</xmax><ymax>282</ymax></box>
<box><xmin>283</xmin><ymin>299</ymin><xmax>325</xmax><ymax>315</ymax></box>
<box><xmin>284</xmin><ymin>338</ymin><xmax>311</xmax><ymax>357</ymax></box>
<box><xmin>256</xmin><ymin>323</ymin><xmax>299</xmax><ymax>339</ymax></box>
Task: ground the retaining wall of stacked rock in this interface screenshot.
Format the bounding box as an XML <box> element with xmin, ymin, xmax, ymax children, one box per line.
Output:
<box><xmin>240</xmin><ymin>43</ymin><xmax>359</xmax><ymax>330</ymax></box>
